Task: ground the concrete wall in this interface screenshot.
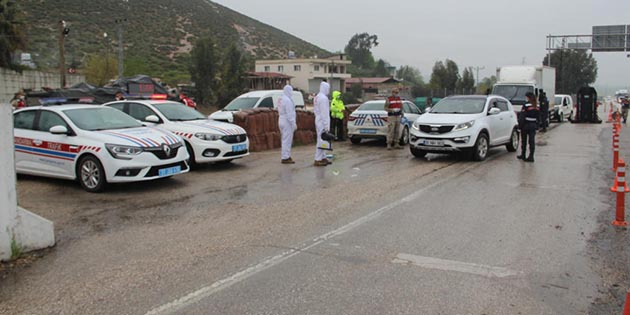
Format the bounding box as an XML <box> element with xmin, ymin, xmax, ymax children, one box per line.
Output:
<box><xmin>1</xmin><ymin>68</ymin><xmax>85</xmax><ymax>104</ymax></box>
<box><xmin>0</xmin><ymin>105</ymin><xmax>16</xmax><ymax>260</ymax></box>
<box><xmin>0</xmin><ymin>104</ymin><xmax>55</xmax><ymax>261</ymax></box>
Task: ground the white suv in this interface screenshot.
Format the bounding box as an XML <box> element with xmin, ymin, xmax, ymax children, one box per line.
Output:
<box><xmin>409</xmin><ymin>95</ymin><xmax>519</xmax><ymax>161</ymax></box>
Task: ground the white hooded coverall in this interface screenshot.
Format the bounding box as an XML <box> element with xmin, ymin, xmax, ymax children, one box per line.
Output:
<box><xmin>314</xmin><ymin>81</ymin><xmax>331</xmax><ymax>161</ymax></box>
<box><xmin>278</xmin><ymin>85</ymin><xmax>297</xmax><ymax>160</ymax></box>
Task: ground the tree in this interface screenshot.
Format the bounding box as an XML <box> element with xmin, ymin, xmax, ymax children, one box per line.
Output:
<box><xmin>218</xmin><ymin>44</ymin><xmax>248</xmax><ymax>108</ymax></box>
<box><xmin>397</xmin><ymin>65</ymin><xmax>426</xmax><ymax>97</ymax></box>
<box><xmin>430</xmin><ymin>59</ymin><xmax>460</xmax><ymax>94</ymax></box>
<box><xmin>477</xmin><ymin>75</ymin><xmax>497</xmax><ymax>94</ymax></box>
<box><xmin>372</xmin><ymin>59</ymin><xmax>390</xmax><ymax>77</ymax></box>
<box><xmin>190</xmin><ymin>36</ymin><xmax>219</xmax><ymax>106</ymax></box>
<box><xmin>458</xmin><ymin>67</ymin><xmax>475</xmax><ymax>91</ymax></box>
<box><xmin>0</xmin><ymin>0</ymin><xmax>26</xmax><ymax>71</ymax></box>
<box><xmin>344</xmin><ymin>33</ymin><xmax>378</xmax><ymax>74</ymax></box>
<box><xmin>542</xmin><ymin>49</ymin><xmax>598</xmax><ymax>94</ymax></box>
<box><xmin>84</xmin><ymin>54</ymin><xmax>118</xmax><ymax>86</ymax></box>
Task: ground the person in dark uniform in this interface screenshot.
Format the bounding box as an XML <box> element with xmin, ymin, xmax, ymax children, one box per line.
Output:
<box><xmin>517</xmin><ymin>92</ymin><xmax>539</xmax><ymax>162</ymax></box>
<box><xmin>538</xmin><ymin>90</ymin><xmax>549</xmax><ymax>132</ymax></box>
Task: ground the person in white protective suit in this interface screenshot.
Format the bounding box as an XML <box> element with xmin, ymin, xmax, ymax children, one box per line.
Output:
<box><xmin>313</xmin><ymin>81</ymin><xmax>331</xmax><ymax>166</ymax></box>
<box><xmin>278</xmin><ymin>84</ymin><xmax>297</xmax><ymax>164</ymax></box>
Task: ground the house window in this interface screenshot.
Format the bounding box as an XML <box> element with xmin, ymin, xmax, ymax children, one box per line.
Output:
<box><xmin>264</xmin><ymin>66</ymin><xmax>270</xmax><ymax>72</ymax></box>
<box><xmin>294</xmin><ymin>65</ymin><xmax>301</xmax><ymax>71</ymax></box>
<box><xmin>314</xmin><ymin>65</ymin><xmax>320</xmax><ymax>71</ymax></box>
<box><xmin>278</xmin><ymin>65</ymin><xmax>284</xmax><ymax>72</ymax></box>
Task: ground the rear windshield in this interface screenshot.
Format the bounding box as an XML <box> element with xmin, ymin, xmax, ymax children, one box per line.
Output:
<box><xmin>224</xmin><ymin>97</ymin><xmax>260</xmax><ymax>110</ymax></box>
<box><xmin>358</xmin><ymin>101</ymin><xmax>386</xmax><ymax>111</ymax></box>
<box><xmin>430</xmin><ymin>98</ymin><xmax>487</xmax><ymax>114</ymax></box>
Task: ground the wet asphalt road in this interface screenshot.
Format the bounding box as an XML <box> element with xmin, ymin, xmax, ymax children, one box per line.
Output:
<box><xmin>1</xmin><ymin>119</ymin><xmax>628</xmax><ymax>315</ymax></box>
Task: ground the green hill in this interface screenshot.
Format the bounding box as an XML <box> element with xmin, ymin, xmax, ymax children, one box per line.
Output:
<box><xmin>20</xmin><ymin>0</ymin><xmax>329</xmax><ymax>83</ymax></box>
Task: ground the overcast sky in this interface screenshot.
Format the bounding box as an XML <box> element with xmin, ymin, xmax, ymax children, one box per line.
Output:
<box><xmin>213</xmin><ymin>0</ymin><xmax>630</xmax><ymax>95</ymax></box>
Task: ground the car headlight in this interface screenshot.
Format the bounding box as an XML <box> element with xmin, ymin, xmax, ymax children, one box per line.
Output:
<box><xmin>453</xmin><ymin>120</ymin><xmax>475</xmax><ymax>132</ymax></box>
<box><xmin>106</xmin><ymin>144</ymin><xmax>144</xmax><ymax>160</ymax></box>
<box><xmin>412</xmin><ymin>122</ymin><xmax>420</xmax><ymax>130</ymax></box>
<box><xmin>195</xmin><ymin>133</ymin><xmax>222</xmax><ymax>141</ymax></box>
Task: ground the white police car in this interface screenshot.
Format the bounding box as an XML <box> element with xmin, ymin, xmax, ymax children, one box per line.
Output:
<box><xmin>13</xmin><ymin>105</ymin><xmax>189</xmax><ymax>192</ymax></box>
<box><xmin>347</xmin><ymin>99</ymin><xmax>422</xmax><ymax>145</ymax></box>
<box><xmin>103</xmin><ymin>99</ymin><xmax>249</xmax><ymax>165</ymax></box>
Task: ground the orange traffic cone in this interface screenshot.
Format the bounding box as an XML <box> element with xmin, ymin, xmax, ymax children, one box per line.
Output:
<box><xmin>608</xmin><ymin>106</ymin><xmax>613</xmax><ymax>122</ymax></box>
<box><xmin>623</xmin><ymin>289</ymin><xmax>630</xmax><ymax>315</ymax></box>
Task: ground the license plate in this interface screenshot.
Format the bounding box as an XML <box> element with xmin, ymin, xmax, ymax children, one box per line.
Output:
<box><xmin>422</xmin><ymin>139</ymin><xmax>444</xmax><ymax>146</ymax></box>
<box><xmin>232</xmin><ymin>144</ymin><xmax>247</xmax><ymax>152</ymax></box>
<box><xmin>360</xmin><ymin>129</ymin><xmax>377</xmax><ymax>134</ymax></box>
<box><xmin>158</xmin><ymin>165</ymin><xmax>181</xmax><ymax>177</ymax></box>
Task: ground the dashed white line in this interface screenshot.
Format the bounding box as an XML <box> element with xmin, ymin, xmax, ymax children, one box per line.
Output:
<box><xmin>145</xmin><ymin>162</ymin><xmax>478</xmax><ymax>315</ymax></box>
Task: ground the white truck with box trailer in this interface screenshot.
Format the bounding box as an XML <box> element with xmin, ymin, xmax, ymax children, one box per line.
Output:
<box><xmin>492</xmin><ymin>66</ymin><xmax>556</xmax><ymax>117</ymax></box>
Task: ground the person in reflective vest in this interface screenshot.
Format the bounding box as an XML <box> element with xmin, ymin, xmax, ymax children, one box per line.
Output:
<box><xmin>384</xmin><ymin>88</ymin><xmax>404</xmax><ymax>150</ymax></box>
<box><xmin>517</xmin><ymin>92</ymin><xmax>539</xmax><ymax>162</ymax></box>
<box><xmin>330</xmin><ymin>91</ymin><xmax>346</xmax><ymax>141</ymax></box>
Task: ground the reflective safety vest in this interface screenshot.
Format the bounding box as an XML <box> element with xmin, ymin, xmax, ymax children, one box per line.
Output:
<box><xmin>387</xmin><ymin>96</ymin><xmax>403</xmax><ymax>115</ymax></box>
<box><xmin>330</xmin><ymin>91</ymin><xmax>345</xmax><ymax>119</ymax></box>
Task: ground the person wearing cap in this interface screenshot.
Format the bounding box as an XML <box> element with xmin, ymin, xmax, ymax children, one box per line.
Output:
<box><xmin>10</xmin><ymin>91</ymin><xmax>26</xmax><ymax>110</ymax></box>
<box><xmin>384</xmin><ymin>88</ymin><xmax>404</xmax><ymax>150</ymax></box>
<box><xmin>114</xmin><ymin>92</ymin><xmax>126</xmax><ymax>101</ymax></box>
<box><xmin>517</xmin><ymin>92</ymin><xmax>539</xmax><ymax>162</ymax></box>
<box><xmin>179</xmin><ymin>91</ymin><xmax>197</xmax><ymax>109</ymax></box>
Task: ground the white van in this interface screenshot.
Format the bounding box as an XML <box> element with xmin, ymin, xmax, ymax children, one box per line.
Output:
<box><xmin>209</xmin><ymin>90</ymin><xmax>305</xmax><ymax>123</ymax></box>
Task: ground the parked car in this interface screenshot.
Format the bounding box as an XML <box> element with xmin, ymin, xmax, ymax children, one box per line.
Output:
<box><xmin>552</xmin><ymin>94</ymin><xmax>573</xmax><ymax>122</ymax></box>
<box><xmin>103</xmin><ymin>100</ymin><xmax>249</xmax><ymax>166</ymax></box>
<box><xmin>209</xmin><ymin>90</ymin><xmax>305</xmax><ymax>123</ymax></box>
<box><xmin>347</xmin><ymin>99</ymin><xmax>422</xmax><ymax>145</ymax></box>
<box><xmin>409</xmin><ymin>95</ymin><xmax>519</xmax><ymax>161</ymax></box>
<box><xmin>13</xmin><ymin>105</ymin><xmax>189</xmax><ymax>192</ymax></box>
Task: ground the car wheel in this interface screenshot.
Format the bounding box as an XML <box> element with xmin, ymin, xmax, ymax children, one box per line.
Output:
<box><xmin>472</xmin><ymin>133</ymin><xmax>489</xmax><ymax>161</ymax></box>
<box><xmin>506</xmin><ymin>128</ymin><xmax>518</xmax><ymax>152</ymax></box>
<box><xmin>350</xmin><ymin>137</ymin><xmax>362</xmax><ymax>144</ymax></box>
<box><xmin>77</xmin><ymin>155</ymin><xmax>107</xmax><ymax>193</ymax></box>
<box><xmin>410</xmin><ymin>147</ymin><xmax>427</xmax><ymax>158</ymax></box>
<box><xmin>184</xmin><ymin>141</ymin><xmax>197</xmax><ymax>168</ymax></box>
<box><xmin>399</xmin><ymin>126</ymin><xmax>410</xmax><ymax>145</ymax></box>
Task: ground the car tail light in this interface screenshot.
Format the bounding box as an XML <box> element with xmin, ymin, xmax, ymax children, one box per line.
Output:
<box><xmin>381</xmin><ymin>116</ymin><xmax>388</xmax><ymax>122</ymax></box>
<box><xmin>348</xmin><ymin>116</ymin><xmax>357</xmax><ymax>121</ymax></box>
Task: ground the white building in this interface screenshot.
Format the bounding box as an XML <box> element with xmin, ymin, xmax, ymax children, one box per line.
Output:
<box><xmin>255</xmin><ymin>55</ymin><xmax>352</xmax><ymax>94</ymax></box>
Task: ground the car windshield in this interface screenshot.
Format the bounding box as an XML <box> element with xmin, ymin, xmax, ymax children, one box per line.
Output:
<box><xmin>224</xmin><ymin>97</ymin><xmax>260</xmax><ymax>110</ymax></box>
<box><xmin>554</xmin><ymin>96</ymin><xmax>562</xmax><ymax>104</ymax></box>
<box><xmin>358</xmin><ymin>101</ymin><xmax>386</xmax><ymax>111</ymax></box>
<box><xmin>153</xmin><ymin>102</ymin><xmax>206</xmax><ymax>121</ymax></box>
<box><xmin>430</xmin><ymin>98</ymin><xmax>486</xmax><ymax>114</ymax></box>
<box><xmin>492</xmin><ymin>85</ymin><xmax>533</xmax><ymax>105</ymax></box>
<box><xmin>64</xmin><ymin>107</ymin><xmax>142</xmax><ymax>131</ymax></box>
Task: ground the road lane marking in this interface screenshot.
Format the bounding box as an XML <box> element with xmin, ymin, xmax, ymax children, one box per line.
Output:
<box><xmin>392</xmin><ymin>253</ymin><xmax>520</xmax><ymax>278</ymax></box>
<box><xmin>145</xmin><ymin>162</ymin><xmax>481</xmax><ymax>315</ymax></box>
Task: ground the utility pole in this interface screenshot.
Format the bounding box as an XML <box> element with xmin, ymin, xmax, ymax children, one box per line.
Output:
<box><xmin>473</xmin><ymin>66</ymin><xmax>485</xmax><ymax>93</ymax></box>
<box><xmin>115</xmin><ymin>18</ymin><xmax>127</xmax><ymax>78</ymax></box>
<box><xmin>58</xmin><ymin>20</ymin><xmax>69</xmax><ymax>88</ymax></box>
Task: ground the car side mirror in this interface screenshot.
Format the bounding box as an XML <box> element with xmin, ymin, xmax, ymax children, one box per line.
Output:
<box><xmin>145</xmin><ymin>115</ymin><xmax>160</xmax><ymax>123</ymax></box>
<box><xmin>488</xmin><ymin>107</ymin><xmax>501</xmax><ymax>115</ymax></box>
<box><xmin>49</xmin><ymin>125</ymin><xmax>68</xmax><ymax>135</ymax></box>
